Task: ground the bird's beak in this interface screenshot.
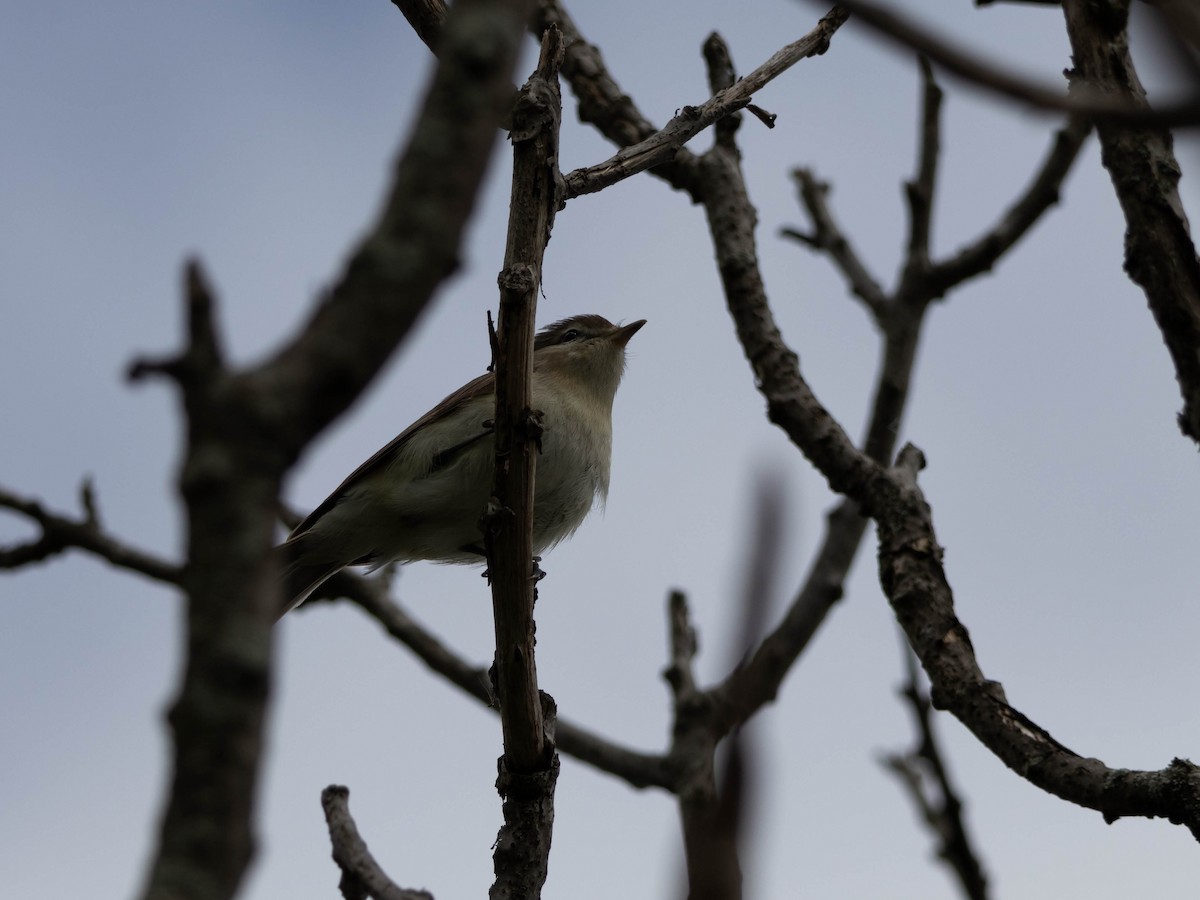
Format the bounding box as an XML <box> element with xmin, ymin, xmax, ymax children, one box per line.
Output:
<box><xmin>610</xmin><ymin>319</ymin><xmax>647</xmax><ymax>348</ymax></box>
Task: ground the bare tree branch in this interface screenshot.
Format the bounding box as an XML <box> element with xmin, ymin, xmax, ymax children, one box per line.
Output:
<box><xmin>697</xmin><ymin>51</ymin><xmax>891</xmax><ymax>737</ymax></box>
<box><xmin>749</xmin><ymin>284</ymin><xmax>1200</xmax><ymax>833</ymax></box>
<box><xmin>690</xmin><ymin>31</ymin><xmax>1200</xmax><ymax>838</ymax></box>
<box><xmin>322</xmin><ymin>785</ymin><xmax>434</xmax><ymax>900</ymax></box>
<box><xmin>533</xmin><ymin>0</ymin><xmax>707</xmax><ymax>200</ymax></box>
<box><xmin>927</xmin><ymin>115</ymin><xmax>1090</xmax><ymax>296</ymax></box>
<box><xmin>563</xmin><ymin>8</ymin><xmax>848</xmax><ymax>200</ymax></box>
<box><xmin>389</xmin><ymin>0</ymin><xmax>715</xmax><ymax>200</ymax></box>
<box><xmin>783</xmin><ymin>171</ymin><xmax>890</xmax><ymax>321</ymax></box>
<box><xmin>491</xmin><ymin>724</ymin><xmax>560</xmax><ymax>900</ymax></box>
<box><xmin>132</xmin><ymin>262</ymin><xmax>277</xmax><ymax>900</ymax></box>
<box><xmin>128</xmin><ymin>259</ymin><xmax>225</xmax><ymax>386</ymax></box>
<box><xmin>485</xmin><ymin>30</ymin><xmax>566</xmax><ymax>900</ymax></box>
<box><xmin>1062</xmin><ymin>0</ymin><xmax>1200</xmax><ymax>444</ymax></box>
<box><xmin>390</xmin><ymin>0</ymin><xmax>447</xmax><ymax>53</ymax></box>
<box><xmin>731</xmin><ymin>261</ymin><xmax>1200</xmax><ymax>833</ymax></box>
<box><xmin>679</xmin><ymin>469</ymin><xmax>785</xmax><ymax>900</ymax></box>
<box><xmin>0</xmin><ymin>482</ymin><xmax>181</xmax><ymax>583</ymax></box>
<box><xmin>668</xmin><ymin>44</ymin><xmax>797</xmax><ymax>900</ymax></box>
<box><xmin>702</xmin><ymin>32</ymin><xmax>743</xmax><ymax>150</ymax></box>
<box><xmin>883</xmin><ymin>647</ymin><xmax>990</xmax><ymax>900</ymax></box>
<box><xmin>663</xmin><ymin>590</ymin><xmax>700</xmax><ymax>704</ymax></box>
<box><xmin>337</xmin><ymin>574</ymin><xmax>674</xmax><ymax>789</ymax></box>
<box><xmin>132</xmin><ymin>2</ymin><xmax>538</xmax><ymax>898</ymax></box>
<box><xmin>898</xmin><ymin>56</ymin><xmax>943</xmax><ymax>293</ymax></box>
<box><xmin>818</xmin><ymin>0</ymin><xmax>1200</xmax><ymax>126</ymax></box>
<box><xmin>486</xmin><ymin>25</ymin><xmax>564</xmax><ymax>779</ymax></box>
<box><xmin>786</xmin><ymin>106</ymin><xmax>1090</xmax><ymax>315</ymax></box>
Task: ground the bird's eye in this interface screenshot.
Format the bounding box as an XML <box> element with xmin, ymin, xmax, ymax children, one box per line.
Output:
<box><xmin>559</xmin><ymin>329</ymin><xmax>580</xmax><ymax>343</ymax></box>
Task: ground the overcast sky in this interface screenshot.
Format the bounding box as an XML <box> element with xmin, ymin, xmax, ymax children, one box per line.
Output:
<box><xmin>3</xmin><ymin>2</ymin><xmax>1199</xmax><ymax>898</ymax></box>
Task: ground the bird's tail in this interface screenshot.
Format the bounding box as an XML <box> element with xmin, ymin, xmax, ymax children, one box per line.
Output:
<box><xmin>274</xmin><ymin>539</ymin><xmax>342</xmax><ymax>621</ymax></box>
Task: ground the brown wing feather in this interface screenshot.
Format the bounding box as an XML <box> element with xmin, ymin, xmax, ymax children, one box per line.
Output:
<box><xmin>287</xmin><ymin>369</ymin><xmax>497</xmax><ymax>541</ymax></box>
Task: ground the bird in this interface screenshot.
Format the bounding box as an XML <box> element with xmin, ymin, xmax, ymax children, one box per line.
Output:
<box><xmin>276</xmin><ymin>314</ymin><xmax>645</xmax><ymax>617</ymax></box>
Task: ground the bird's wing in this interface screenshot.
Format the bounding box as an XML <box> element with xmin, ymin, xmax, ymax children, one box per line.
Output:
<box><xmin>286</xmin><ymin>370</ymin><xmax>497</xmax><ymax>541</ymax></box>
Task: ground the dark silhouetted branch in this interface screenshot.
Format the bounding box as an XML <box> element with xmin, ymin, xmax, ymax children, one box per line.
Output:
<box><xmin>133</xmin><ymin>3</ymin><xmax>538</xmax><ymax>899</ymax></box>
<box><xmin>390</xmin><ymin>0</ymin><xmax>447</xmax><ymax>53</ymax></box>
<box><xmin>338</xmin><ymin>572</ymin><xmax>674</xmax><ymax>789</ymax></box>
<box><xmin>322</xmin><ymin>786</ymin><xmax>434</xmax><ymax>900</ymax></box>
<box><xmin>898</xmin><ymin>57</ymin><xmax>943</xmax><ymax>293</ymax></box>
<box><xmin>486</xmin><ymin>25</ymin><xmax>564</xmax><ymax>779</ymax></box>
<box><xmin>491</xmin><ymin>722</ymin><xmax>560</xmax><ymax>900</ymax></box>
<box><xmin>679</xmin><ymin>469</ymin><xmax>784</xmax><ymax>900</ymax></box>
<box><xmin>694</xmin><ymin>33</ymin><xmax>1200</xmax><ymax>841</ymax></box>
<box><xmin>783</xmin><ymin>172</ymin><xmax>890</xmax><ymax>321</ymax></box>
<box><xmin>819</xmin><ymin>0</ymin><xmax>1200</xmax><ymax>125</ymax></box>
<box><xmin>663</xmin><ymin>590</ymin><xmax>699</xmax><ymax>703</ymax></box>
<box><xmin>927</xmin><ymin>115</ymin><xmax>1090</xmax><ymax>297</ymax></box>
<box><xmin>485</xmin><ymin>30</ymin><xmax>565</xmax><ymax>900</ymax></box>
<box><xmin>1062</xmin><ymin>0</ymin><xmax>1200</xmax><ymax>444</ymax></box>
<box><xmin>883</xmin><ymin>647</ymin><xmax>990</xmax><ymax>900</ymax></box>
<box><xmin>562</xmin><ymin>8</ymin><xmax>848</xmax><ymax>199</ymax></box>
<box><xmin>0</xmin><ymin>481</ymin><xmax>181</xmax><ymax>584</ymax></box>
<box><xmin>534</xmin><ymin>0</ymin><xmax>707</xmax><ymax>199</ymax></box>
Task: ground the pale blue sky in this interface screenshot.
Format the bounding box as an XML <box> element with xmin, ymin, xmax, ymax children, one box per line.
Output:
<box><xmin>2</xmin><ymin>2</ymin><xmax>1198</xmax><ymax>898</ymax></box>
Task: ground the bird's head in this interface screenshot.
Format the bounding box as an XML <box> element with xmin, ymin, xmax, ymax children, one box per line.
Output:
<box><xmin>534</xmin><ymin>314</ymin><xmax>646</xmax><ymax>400</ymax></box>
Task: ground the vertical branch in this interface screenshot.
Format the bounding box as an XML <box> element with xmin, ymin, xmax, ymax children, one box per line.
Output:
<box><xmin>487</xmin><ymin>22</ymin><xmax>564</xmax><ymax>778</ymax></box>
<box><xmin>1062</xmin><ymin>0</ymin><xmax>1200</xmax><ymax>444</ymax></box>
<box><xmin>670</xmin><ymin>33</ymin><xmax>756</xmax><ymax>900</ymax></box>
<box><xmin>898</xmin><ymin>56</ymin><xmax>943</xmax><ymax>296</ymax></box>
<box><xmin>130</xmin><ymin>2</ymin><xmax>537</xmax><ymax>898</ymax></box>
<box><xmin>486</xmin><ymin>26</ymin><xmax>564</xmax><ymax>900</ymax></box>
<box><xmin>687</xmin><ymin>472</ymin><xmax>785</xmax><ymax>900</ymax></box>
<box><xmin>882</xmin><ymin>647</ymin><xmax>990</xmax><ymax>900</ymax></box>
<box><xmin>132</xmin><ymin>263</ymin><xmax>278</xmax><ymax>900</ymax></box>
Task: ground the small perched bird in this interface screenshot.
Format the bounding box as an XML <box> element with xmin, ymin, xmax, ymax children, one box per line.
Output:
<box><xmin>276</xmin><ymin>314</ymin><xmax>645</xmax><ymax>617</ymax></box>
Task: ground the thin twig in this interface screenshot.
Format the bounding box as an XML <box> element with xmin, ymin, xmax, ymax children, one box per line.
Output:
<box><xmin>819</xmin><ymin>0</ymin><xmax>1200</xmax><ymax>126</ymax></box>
<box><xmin>703</xmin><ymin>32</ymin><xmax>742</xmax><ymax>149</ymax></box>
<box><xmin>533</xmin><ymin>0</ymin><xmax>706</xmax><ymax>199</ymax></box>
<box><xmin>898</xmin><ymin>56</ymin><xmax>943</xmax><ymax>292</ymax></box>
<box><xmin>322</xmin><ymin>786</ymin><xmax>434</xmax><ymax>900</ymax></box>
<box><xmin>928</xmin><ymin>115</ymin><xmax>1091</xmax><ymax>297</ymax></box>
<box><xmin>0</xmin><ymin>483</ymin><xmax>182</xmax><ymax>583</ymax></box>
<box><xmin>784</xmin><ymin>171</ymin><xmax>890</xmax><ymax>322</ymax></box>
<box><xmin>563</xmin><ymin>8</ymin><xmax>848</xmax><ymax>199</ymax></box>
<box><xmin>339</xmin><ymin>574</ymin><xmax>673</xmax><ymax>789</ymax></box>
<box><xmin>128</xmin><ymin>260</ymin><xmax>224</xmax><ymax>386</ymax></box>
<box><xmin>663</xmin><ymin>590</ymin><xmax>699</xmax><ymax>704</ymax></box>
<box><xmin>882</xmin><ymin>646</ymin><xmax>990</xmax><ymax>900</ymax></box>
